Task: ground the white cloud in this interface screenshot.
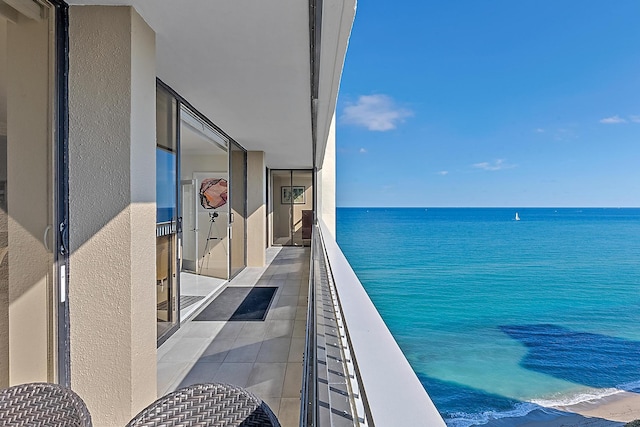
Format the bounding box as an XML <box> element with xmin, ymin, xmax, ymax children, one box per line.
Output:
<box><xmin>629</xmin><ymin>115</ymin><xmax>640</xmax><ymax>123</ymax></box>
<box><xmin>359</xmin><ymin>148</ymin><xmax>367</xmax><ymax>153</ymax></box>
<box><xmin>341</xmin><ymin>94</ymin><xmax>413</xmax><ymax>131</ymax></box>
<box><xmin>437</xmin><ymin>170</ymin><xmax>449</xmax><ymax>176</ymax></box>
<box><xmin>599</xmin><ymin>115</ymin><xmax>626</xmax><ymax>124</ymax></box>
<box><xmin>472</xmin><ymin>159</ymin><xmax>515</xmax><ymax>171</ymax></box>
<box><xmin>535</xmin><ymin>128</ymin><xmax>545</xmax><ymax>133</ymax></box>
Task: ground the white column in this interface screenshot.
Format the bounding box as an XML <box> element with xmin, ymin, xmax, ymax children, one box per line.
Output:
<box><xmin>68</xmin><ymin>6</ymin><xmax>157</xmax><ymax>425</ymax></box>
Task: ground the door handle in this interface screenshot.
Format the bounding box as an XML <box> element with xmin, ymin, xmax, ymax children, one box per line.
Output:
<box><xmin>43</xmin><ymin>225</ymin><xmax>52</xmax><ymax>252</ymax></box>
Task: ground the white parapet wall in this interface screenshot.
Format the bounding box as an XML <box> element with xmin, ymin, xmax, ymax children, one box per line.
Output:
<box><xmin>318</xmin><ymin>220</ymin><xmax>446</xmax><ymax>426</ymax></box>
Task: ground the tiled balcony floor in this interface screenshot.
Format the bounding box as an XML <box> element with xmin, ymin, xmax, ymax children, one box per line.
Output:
<box><xmin>157</xmin><ymin>247</ymin><xmax>310</xmax><ymax>427</ymax></box>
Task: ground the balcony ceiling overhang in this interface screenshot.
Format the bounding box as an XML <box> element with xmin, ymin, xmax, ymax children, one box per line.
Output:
<box><xmin>66</xmin><ymin>0</ymin><xmax>356</xmax><ymax>169</ymax></box>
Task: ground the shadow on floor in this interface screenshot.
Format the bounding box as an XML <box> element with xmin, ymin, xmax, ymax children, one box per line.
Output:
<box><xmin>158</xmin><ymin>247</ymin><xmax>309</xmax><ymax>427</ymax></box>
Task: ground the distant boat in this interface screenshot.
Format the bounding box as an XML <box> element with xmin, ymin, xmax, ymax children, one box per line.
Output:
<box><xmin>515</xmin><ymin>212</ymin><xmax>520</xmax><ymax>221</ymax></box>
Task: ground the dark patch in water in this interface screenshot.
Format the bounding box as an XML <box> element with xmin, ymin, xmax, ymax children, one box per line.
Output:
<box><xmin>500</xmin><ymin>324</ymin><xmax>640</xmax><ymax>390</ymax></box>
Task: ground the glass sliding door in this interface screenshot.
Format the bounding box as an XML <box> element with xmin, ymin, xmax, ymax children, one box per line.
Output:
<box><xmin>291</xmin><ymin>171</ymin><xmax>313</xmax><ymax>246</ymax></box>
<box><xmin>180</xmin><ymin>106</ymin><xmax>229</xmax><ymax>280</ymax></box>
<box><xmin>270</xmin><ymin>170</ymin><xmax>313</xmax><ymax>247</ymax></box>
<box><xmin>156</xmin><ymin>82</ymin><xmax>249</xmax><ymax>341</ymax></box>
<box><xmin>0</xmin><ymin>0</ymin><xmax>61</xmax><ymax>386</ymax></box>
<box><xmin>156</xmin><ymin>86</ymin><xmax>179</xmax><ymax>341</ymax></box>
<box><xmin>229</xmin><ymin>141</ymin><xmax>246</xmax><ymax>277</ymax></box>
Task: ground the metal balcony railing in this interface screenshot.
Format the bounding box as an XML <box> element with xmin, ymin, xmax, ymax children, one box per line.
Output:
<box><xmin>156</xmin><ymin>221</ymin><xmax>176</xmax><ymax>237</ymax></box>
<box><xmin>301</xmin><ymin>221</ymin><xmax>446</xmax><ymax>427</ymax></box>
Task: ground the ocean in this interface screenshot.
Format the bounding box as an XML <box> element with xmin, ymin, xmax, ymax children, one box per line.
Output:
<box><xmin>336</xmin><ymin>207</ymin><xmax>640</xmax><ymax>426</ymax></box>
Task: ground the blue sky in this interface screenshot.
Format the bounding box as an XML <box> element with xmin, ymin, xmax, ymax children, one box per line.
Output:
<box><xmin>336</xmin><ymin>1</ymin><xmax>640</xmax><ymax>207</ymax></box>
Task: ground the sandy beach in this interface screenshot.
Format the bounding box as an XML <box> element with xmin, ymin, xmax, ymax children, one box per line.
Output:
<box><xmin>554</xmin><ymin>391</ymin><xmax>640</xmax><ymax>425</ymax></box>
<box><xmin>482</xmin><ymin>391</ymin><xmax>640</xmax><ymax>427</ymax></box>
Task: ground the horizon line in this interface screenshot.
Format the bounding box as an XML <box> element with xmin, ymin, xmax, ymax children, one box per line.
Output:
<box><xmin>335</xmin><ymin>206</ymin><xmax>640</xmax><ymax>209</ymax></box>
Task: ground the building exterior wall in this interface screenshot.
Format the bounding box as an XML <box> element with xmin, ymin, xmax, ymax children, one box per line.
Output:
<box><xmin>0</xmin><ymin>0</ymin><xmax>360</xmax><ymax>422</ymax></box>
<box><xmin>68</xmin><ymin>6</ymin><xmax>157</xmax><ymax>425</ymax></box>
<box><xmin>318</xmin><ymin>112</ymin><xmax>336</xmax><ymax>238</ymax></box>
<box><xmin>246</xmin><ymin>151</ymin><xmax>266</xmax><ymax>266</ymax></box>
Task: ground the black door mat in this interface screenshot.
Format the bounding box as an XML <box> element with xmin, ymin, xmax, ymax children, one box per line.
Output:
<box><xmin>157</xmin><ymin>295</ymin><xmax>205</xmax><ymax>311</ymax></box>
<box><xmin>193</xmin><ymin>287</ymin><xmax>278</xmax><ymax>322</ymax></box>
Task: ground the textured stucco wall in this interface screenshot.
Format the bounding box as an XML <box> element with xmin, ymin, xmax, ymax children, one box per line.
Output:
<box><xmin>246</xmin><ymin>151</ymin><xmax>265</xmax><ymax>266</ymax></box>
<box><xmin>68</xmin><ymin>6</ymin><xmax>157</xmax><ymax>426</ymax></box>
<box><xmin>318</xmin><ymin>113</ymin><xmax>336</xmax><ymax>238</ymax></box>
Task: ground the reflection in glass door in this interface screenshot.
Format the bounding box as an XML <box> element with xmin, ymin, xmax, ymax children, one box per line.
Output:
<box><xmin>156</xmin><ymin>86</ymin><xmax>179</xmax><ymax>341</ymax></box>
<box><xmin>0</xmin><ymin>2</ymin><xmax>60</xmax><ymax>385</ymax></box>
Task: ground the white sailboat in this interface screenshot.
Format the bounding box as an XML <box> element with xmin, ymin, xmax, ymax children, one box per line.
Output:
<box><xmin>515</xmin><ymin>212</ymin><xmax>520</xmax><ymax>221</ymax></box>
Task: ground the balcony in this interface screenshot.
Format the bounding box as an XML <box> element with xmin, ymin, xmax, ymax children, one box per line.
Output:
<box><xmin>158</xmin><ymin>222</ymin><xmax>444</xmax><ymax>426</ymax></box>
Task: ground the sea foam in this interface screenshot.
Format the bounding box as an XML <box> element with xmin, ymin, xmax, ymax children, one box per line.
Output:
<box><xmin>446</xmin><ymin>402</ymin><xmax>544</xmax><ymax>427</ymax></box>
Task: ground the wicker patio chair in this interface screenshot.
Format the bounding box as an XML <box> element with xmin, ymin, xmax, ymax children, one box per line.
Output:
<box><xmin>0</xmin><ymin>382</ymin><xmax>92</xmax><ymax>427</ymax></box>
<box><xmin>127</xmin><ymin>383</ymin><xmax>281</xmax><ymax>427</ymax></box>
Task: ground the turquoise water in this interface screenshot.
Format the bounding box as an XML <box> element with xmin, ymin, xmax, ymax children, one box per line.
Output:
<box><xmin>336</xmin><ymin>208</ymin><xmax>640</xmax><ymax>426</ymax></box>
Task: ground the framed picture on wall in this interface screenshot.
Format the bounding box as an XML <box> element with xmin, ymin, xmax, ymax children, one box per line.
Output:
<box><xmin>194</xmin><ymin>172</ymin><xmax>228</xmax><ymax>212</ymax></box>
<box><xmin>281</xmin><ymin>186</ymin><xmax>305</xmax><ymax>204</ymax></box>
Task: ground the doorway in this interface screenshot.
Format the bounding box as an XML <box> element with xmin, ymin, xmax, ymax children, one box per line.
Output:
<box><xmin>177</xmin><ymin>105</ymin><xmax>237</xmax><ymax>322</ymax></box>
<box><xmin>270</xmin><ymin>170</ymin><xmax>313</xmax><ymax>246</ymax></box>
<box><xmin>180</xmin><ymin>106</ymin><xmax>229</xmax><ymax>280</ymax></box>
<box><xmin>156</xmin><ymin>83</ymin><xmax>248</xmax><ymax>343</ymax></box>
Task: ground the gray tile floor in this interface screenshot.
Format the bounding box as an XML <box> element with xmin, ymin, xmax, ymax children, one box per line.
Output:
<box><xmin>157</xmin><ymin>247</ymin><xmax>310</xmax><ymax>427</ymax></box>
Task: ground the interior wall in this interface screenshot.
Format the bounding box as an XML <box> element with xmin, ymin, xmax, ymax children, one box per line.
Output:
<box><xmin>181</xmin><ymin>151</ymin><xmax>228</xmax><ymax>279</ymax></box>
